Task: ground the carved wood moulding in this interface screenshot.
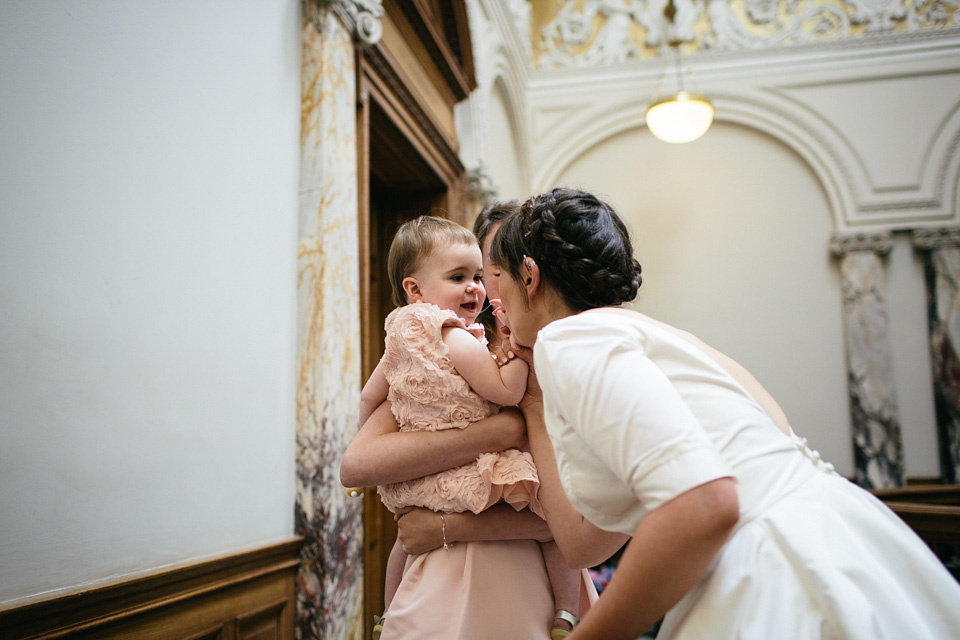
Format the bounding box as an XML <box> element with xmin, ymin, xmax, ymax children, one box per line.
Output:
<box><xmin>0</xmin><ymin>538</ymin><xmax>301</xmax><ymax>640</ymax></box>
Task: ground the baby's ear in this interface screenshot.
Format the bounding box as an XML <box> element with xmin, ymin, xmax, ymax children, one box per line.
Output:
<box><xmin>402</xmin><ymin>276</ymin><xmax>422</xmax><ymax>302</ymax></box>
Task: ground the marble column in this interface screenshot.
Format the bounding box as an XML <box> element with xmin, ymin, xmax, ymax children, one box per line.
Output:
<box><xmin>913</xmin><ymin>227</ymin><xmax>960</xmax><ymax>484</ymax></box>
<box><xmin>295</xmin><ymin>2</ymin><xmax>381</xmax><ymax>639</ymax></box>
<box><xmin>830</xmin><ymin>231</ymin><xmax>905</xmax><ymax>488</ymax></box>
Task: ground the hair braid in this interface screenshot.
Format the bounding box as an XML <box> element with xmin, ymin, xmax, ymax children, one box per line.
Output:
<box><xmin>498</xmin><ymin>188</ymin><xmax>642</xmax><ymax>311</ymax></box>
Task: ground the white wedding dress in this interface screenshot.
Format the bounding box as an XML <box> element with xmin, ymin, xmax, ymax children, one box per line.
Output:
<box><xmin>535</xmin><ymin>308</ymin><xmax>960</xmax><ymax>639</ymax></box>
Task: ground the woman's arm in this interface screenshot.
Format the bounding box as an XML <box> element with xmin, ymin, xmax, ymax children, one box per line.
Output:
<box><xmin>522</xmin><ymin>399</ymin><xmax>630</xmax><ymax>568</ymax></box>
<box><xmin>394</xmin><ymin>503</ymin><xmax>554</xmax><ymax>555</ymax></box>
<box><xmin>569</xmin><ymin>478</ymin><xmax>739</xmax><ymax>639</ymax></box>
<box><xmin>390</xmin><ymin>400</ymin><xmax>629</xmax><ymax>562</ymax></box>
<box><xmin>339</xmin><ymin>401</ymin><xmax>527</xmax><ymax>488</ymax></box>
<box><xmin>507</xmin><ymin>345</ymin><xmax>629</xmax><ymax>567</ymax></box>
<box><xmin>358</xmin><ymin>359</ymin><xmax>388</xmax><ymax>428</ymax></box>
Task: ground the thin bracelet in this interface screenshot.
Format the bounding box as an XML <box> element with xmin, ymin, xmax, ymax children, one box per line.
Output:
<box><xmin>439</xmin><ymin>513</ymin><xmax>450</xmax><ymax>551</ymax></box>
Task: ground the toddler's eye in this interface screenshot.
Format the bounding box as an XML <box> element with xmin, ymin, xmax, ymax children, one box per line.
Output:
<box><xmin>451</xmin><ymin>275</ymin><xmax>464</xmax><ymax>282</ymax></box>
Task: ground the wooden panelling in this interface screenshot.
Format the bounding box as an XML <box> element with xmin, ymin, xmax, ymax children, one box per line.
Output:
<box><xmin>873</xmin><ymin>484</ymin><xmax>960</xmax><ymax>578</ymax></box>
<box><xmin>0</xmin><ymin>538</ymin><xmax>301</xmax><ymax>640</ymax></box>
<box><xmin>881</xmin><ymin>501</ymin><xmax>960</xmax><ymax>546</ymax></box>
<box><xmin>873</xmin><ymin>483</ymin><xmax>960</xmax><ymax>506</ymax></box>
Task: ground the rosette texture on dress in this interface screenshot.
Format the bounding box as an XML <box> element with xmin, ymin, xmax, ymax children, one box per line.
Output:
<box><xmin>378</xmin><ymin>302</ymin><xmax>542</xmax><ymax>516</ymax></box>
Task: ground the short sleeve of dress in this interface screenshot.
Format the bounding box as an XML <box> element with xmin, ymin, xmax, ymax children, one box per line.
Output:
<box><xmin>536</xmin><ymin>317</ymin><xmax>734</xmax><ymax>513</ymax></box>
<box><xmin>384</xmin><ymin>303</ymin><xmax>461</xmax><ymax>360</ymax></box>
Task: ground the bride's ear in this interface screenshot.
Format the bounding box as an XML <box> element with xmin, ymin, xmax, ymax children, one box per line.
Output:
<box><xmin>524</xmin><ymin>257</ymin><xmax>540</xmax><ymax>300</ymax></box>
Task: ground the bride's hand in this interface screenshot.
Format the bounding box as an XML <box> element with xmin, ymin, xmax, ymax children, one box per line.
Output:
<box><xmin>511</xmin><ymin>345</ymin><xmax>543</xmax><ymax>411</ymax></box>
<box><xmin>489</xmin><ymin>298</ymin><xmax>513</xmax><ymax>344</ymax></box>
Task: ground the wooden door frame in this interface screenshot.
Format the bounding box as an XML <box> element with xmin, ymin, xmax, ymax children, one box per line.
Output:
<box><xmin>355</xmin><ymin>38</ymin><xmax>470</xmax><ymax>640</ymax></box>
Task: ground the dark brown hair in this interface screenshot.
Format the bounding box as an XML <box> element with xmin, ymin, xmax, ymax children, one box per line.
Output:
<box><xmin>490</xmin><ymin>188</ymin><xmax>642</xmax><ymax>311</ymax></box>
<box><xmin>472</xmin><ymin>201</ymin><xmax>522</xmax><ymax>339</ymax></box>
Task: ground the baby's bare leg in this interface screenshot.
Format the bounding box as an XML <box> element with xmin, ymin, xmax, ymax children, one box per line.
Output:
<box><xmin>384</xmin><ymin>539</ymin><xmax>406</xmax><ymax>609</ymax></box>
<box><xmin>540</xmin><ymin>540</ymin><xmax>581</xmax><ymax>631</ymax></box>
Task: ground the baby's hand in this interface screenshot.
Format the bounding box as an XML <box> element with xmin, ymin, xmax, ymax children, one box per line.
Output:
<box><xmin>492</xmin><ymin>344</ymin><xmax>517</xmax><ymax>367</ymax></box>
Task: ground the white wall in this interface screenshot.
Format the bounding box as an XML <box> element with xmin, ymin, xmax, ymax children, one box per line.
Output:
<box><xmin>486</xmin><ymin>77</ymin><xmax>527</xmax><ymax>201</ymax></box>
<box><xmin>0</xmin><ymin>0</ymin><xmax>301</xmax><ymax>603</ymax></box>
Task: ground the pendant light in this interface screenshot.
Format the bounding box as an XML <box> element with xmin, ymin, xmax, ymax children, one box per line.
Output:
<box><xmin>646</xmin><ymin>0</ymin><xmax>713</xmax><ymax>144</ymax></box>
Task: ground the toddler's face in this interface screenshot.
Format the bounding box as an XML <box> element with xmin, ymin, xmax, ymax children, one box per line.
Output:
<box><xmin>411</xmin><ymin>243</ymin><xmax>485</xmax><ymax>324</ymax></box>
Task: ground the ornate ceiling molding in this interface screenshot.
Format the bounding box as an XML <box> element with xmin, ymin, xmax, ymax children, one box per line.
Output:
<box><xmin>913</xmin><ymin>227</ymin><xmax>960</xmax><ymax>249</ymax></box>
<box><xmin>524</xmin><ymin>28</ymin><xmax>960</xmax><ymax>233</ymax></box>
<box><xmin>829</xmin><ymin>231</ymin><xmax>894</xmax><ymax>256</ymax></box>
<box><xmin>535</xmin><ymin>0</ymin><xmax>960</xmax><ymax>69</ymax></box>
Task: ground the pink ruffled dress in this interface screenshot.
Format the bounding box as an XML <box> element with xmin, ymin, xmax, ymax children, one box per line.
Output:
<box><xmin>378</xmin><ymin>302</ymin><xmax>600</xmax><ymax>639</ymax></box>
<box><xmin>377</xmin><ymin>302</ymin><xmax>542</xmax><ymax>517</ymax></box>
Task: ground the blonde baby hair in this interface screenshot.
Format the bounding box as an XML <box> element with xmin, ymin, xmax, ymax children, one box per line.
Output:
<box><xmin>387</xmin><ymin>215</ymin><xmax>478</xmax><ymax>308</ymax></box>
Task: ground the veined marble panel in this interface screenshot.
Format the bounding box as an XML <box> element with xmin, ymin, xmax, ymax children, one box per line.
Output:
<box><xmin>834</xmin><ymin>246</ymin><xmax>905</xmax><ymax>488</ymax></box>
<box><xmin>915</xmin><ymin>229</ymin><xmax>960</xmax><ymax>482</ymax></box>
<box><xmin>296</xmin><ymin>5</ymin><xmax>363</xmax><ymax>640</ymax></box>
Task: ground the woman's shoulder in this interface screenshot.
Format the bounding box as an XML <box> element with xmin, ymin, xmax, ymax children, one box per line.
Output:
<box><xmin>539</xmin><ymin>307</ymin><xmax>655</xmax><ymax>345</ymax></box>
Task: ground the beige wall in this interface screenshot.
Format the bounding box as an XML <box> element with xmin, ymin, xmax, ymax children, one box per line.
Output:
<box><xmin>463</xmin><ymin>0</ymin><xmax>955</xmax><ymax>482</ymax></box>
<box><xmin>555</xmin><ymin>121</ymin><xmax>866</xmax><ymax>477</ymax></box>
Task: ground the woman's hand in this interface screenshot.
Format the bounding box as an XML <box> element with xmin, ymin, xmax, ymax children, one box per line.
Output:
<box><xmin>511</xmin><ymin>345</ymin><xmax>543</xmax><ymax>413</ymax></box>
<box><xmin>396</xmin><ymin>503</ymin><xmax>556</xmax><ymax>554</ymax></box>
<box><xmin>492</xmin><ymin>343</ymin><xmax>516</xmax><ymax>367</ymax></box>
<box><xmin>395</xmin><ymin>507</ymin><xmax>447</xmax><ymax>555</ymax></box>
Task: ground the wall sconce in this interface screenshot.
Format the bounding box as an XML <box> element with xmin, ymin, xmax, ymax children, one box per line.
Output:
<box><xmin>646</xmin><ymin>0</ymin><xmax>713</xmax><ymax>144</ymax></box>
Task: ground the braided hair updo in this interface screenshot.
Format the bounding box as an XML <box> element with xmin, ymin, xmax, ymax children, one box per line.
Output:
<box><xmin>491</xmin><ymin>188</ymin><xmax>643</xmax><ymax>311</ymax></box>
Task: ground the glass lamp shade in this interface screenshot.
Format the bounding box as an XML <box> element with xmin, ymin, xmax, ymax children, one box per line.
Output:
<box><xmin>646</xmin><ymin>91</ymin><xmax>714</xmax><ymax>144</ymax></box>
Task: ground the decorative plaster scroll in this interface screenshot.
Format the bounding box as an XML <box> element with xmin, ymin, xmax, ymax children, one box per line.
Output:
<box><xmin>913</xmin><ymin>226</ymin><xmax>960</xmax><ymax>249</ymax></box>
<box><xmin>642</xmin><ymin>0</ymin><xmax>703</xmax><ymax>47</ymax></box>
<box><xmin>317</xmin><ymin>0</ymin><xmax>383</xmax><ymax>48</ymax></box>
<box><xmin>705</xmin><ymin>0</ymin><xmax>851</xmax><ymax>51</ymax></box>
<box><xmin>539</xmin><ymin>0</ymin><xmax>650</xmax><ymax>69</ymax></box>
<box><xmin>535</xmin><ymin>0</ymin><xmax>959</xmax><ymax>68</ymax></box>
<box><xmin>846</xmin><ymin>0</ymin><xmax>907</xmax><ymax>32</ymax></box>
<box><xmin>829</xmin><ymin>230</ymin><xmax>894</xmax><ymax>256</ymax></box>
<box><xmin>906</xmin><ymin>0</ymin><xmax>960</xmax><ymax>28</ymax></box>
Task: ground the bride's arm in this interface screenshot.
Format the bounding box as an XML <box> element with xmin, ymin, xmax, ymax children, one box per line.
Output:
<box><xmin>523</xmin><ymin>399</ymin><xmax>630</xmax><ymax>567</ymax></box>
<box><xmin>339</xmin><ymin>401</ymin><xmax>527</xmax><ymax>488</ymax></box>
<box><xmin>514</xmin><ymin>346</ymin><xmax>631</xmax><ymax>568</ymax></box>
<box><xmin>392</xmin><ymin>414</ymin><xmax>629</xmax><ymax>562</ymax></box>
